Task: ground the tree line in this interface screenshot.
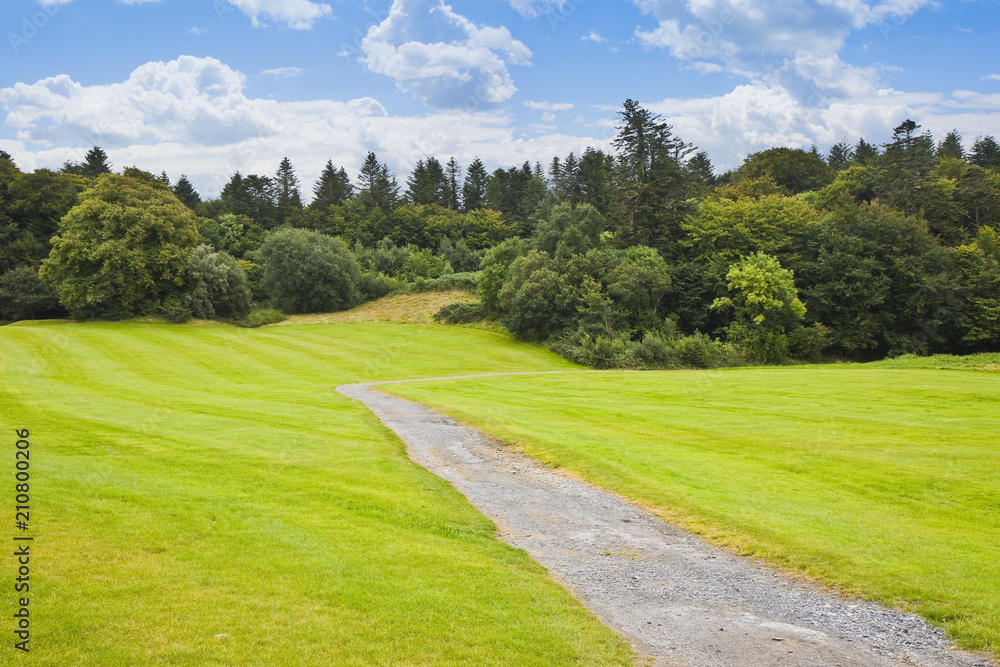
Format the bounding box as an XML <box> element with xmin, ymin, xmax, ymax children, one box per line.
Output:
<box><xmin>1</xmin><ymin>100</ymin><xmax>998</xmax><ymax>367</ymax></box>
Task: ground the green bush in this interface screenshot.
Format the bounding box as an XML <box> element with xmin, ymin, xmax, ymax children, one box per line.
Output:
<box><xmin>237</xmin><ymin>308</ymin><xmax>287</xmax><ymax>328</ymax></box>
<box><xmin>357</xmin><ymin>271</ymin><xmax>403</xmax><ymax>302</ymax></box>
<box><xmin>434</xmin><ymin>301</ymin><xmax>485</xmax><ymax>324</ymax></box>
<box><xmin>0</xmin><ymin>266</ymin><xmax>62</xmax><ymax>321</ymax></box>
<box><xmin>161</xmin><ymin>297</ymin><xmax>193</xmax><ymax>324</ymax></box>
<box><xmin>185</xmin><ymin>245</ymin><xmax>252</xmax><ymax>320</ymax></box>
<box><xmin>260</xmin><ymin>228</ymin><xmax>359</xmax><ymax>314</ymax></box>
<box><xmin>410</xmin><ymin>271</ymin><xmax>480</xmax><ymax>293</ymax></box>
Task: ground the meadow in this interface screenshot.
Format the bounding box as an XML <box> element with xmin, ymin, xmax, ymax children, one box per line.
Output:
<box><xmin>0</xmin><ymin>317</ymin><xmax>630</xmax><ymax>665</ymax></box>
<box><xmin>4</xmin><ymin>305</ymin><xmax>999</xmax><ymax>663</ymax></box>
<box><xmin>384</xmin><ymin>362</ymin><xmax>1000</xmax><ymax>655</ymax></box>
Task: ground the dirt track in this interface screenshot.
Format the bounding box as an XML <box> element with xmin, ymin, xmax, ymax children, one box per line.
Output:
<box><xmin>338</xmin><ymin>377</ymin><xmax>996</xmax><ymax>667</ymax></box>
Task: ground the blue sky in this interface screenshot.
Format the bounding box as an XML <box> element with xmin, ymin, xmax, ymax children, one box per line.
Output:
<box><xmin>2</xmin><ymin>0</ymin><xmax>999</xmax><ymax>199</ymax></box>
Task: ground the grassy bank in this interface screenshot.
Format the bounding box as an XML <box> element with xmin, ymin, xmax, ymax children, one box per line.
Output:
<box><xmin>0</xmin><ymin>319</ymin><xmax>630</xmax><ymax>665</ymax></box>
<box><xmin>383</xmin><ymin>366</ymin><xmax>1000</xmax><ymax>654</ymax></box>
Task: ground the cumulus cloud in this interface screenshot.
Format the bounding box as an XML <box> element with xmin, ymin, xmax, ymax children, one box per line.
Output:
<box><xmin>0</xmin><ymin>56</ymin><xmax>599</xmax><ymax>199</ymax></box>
<box><xmin>224</xmin><ymin>0</ymin><xmax>332</xmax><ymax>30</ymax></box>
<box><xmin>581</xmin><ymin>30</ymin><xmax>607</xmax><ymax>44</ymax></box>
<box><xmin>632</xmin><ymin>0</ymin><xmax>937</xmax><ymax>102</ymax></box>
<box><xmin>982</xmin><ymin>74</ymin><xmax>1000</xmax><ymax>82</ymax></box>
<box><xmin>1</xmin><ymin>56</ymin><xmax>272</xmax><ymax>149</ymax></box>
<box><xmin>645</xmin><ymin>83</ymin><xmax>1000</xmax><ymax>171</ymax></box>
<box><xmin>361</xmin><ymin>0</ymin><xmax>532</xmax><ymax>108</ymax></box>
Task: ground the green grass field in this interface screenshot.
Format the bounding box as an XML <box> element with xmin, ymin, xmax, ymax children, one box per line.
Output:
<box><xmin>383</xmin><ymin>365</ymin><xmax>1000</xmax><ymax>655</ymax></box>
<box><xmin>0</xmin><ymin>319</ymin><xmax>632</xmax><ymax>665</ymax></box>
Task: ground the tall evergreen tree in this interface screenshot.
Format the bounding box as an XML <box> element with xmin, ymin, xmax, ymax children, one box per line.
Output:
<box><xmin>462</xmin><ymin>158</ymin><xmax>488</xmax><ymax>212</ymax></box>
<box><xmin>62</xmin><ymin>147</ymin><xmax>113</xmax><ymax>179</ymax></box>
<box><xmin>827</xmin><ymin>140</ymin><xmax>855</xmax><ymax>170</ymax></box>
<box><xmin>878</xmin><ymin>119</ymin><xmax>936</xmax><ymax>215</ymax></box>
<box><xmin>937</xmin><ymin>130</ymin><xmax>965</xmax><ymax>161</ymax></box>
<box><xmin>970</xmin><ymin>136</ymin><xmax>1000</xmax><ymax>170</ymax></box>
<box><xmin>406</xmin><ymin>157</ymin><xmax>447</xmax><ymax>205</ymax></box>
<box><xmin>274</xmin><ymin>157</ymin><xmax>303</xmax><ymax>221</ymax></box>
<box><xmin>686</xmin><ymin>150</ymin><xmax>716</xmax><ymax>193</ymax></box>
<box><xmin>171</xmin><ymin>175</ymin><xmax>201</xmax><ymax>211</ymax></box>
<box><xmin>357</xmin><ymin>152</ymin><xmax>399</xmax><ymax>213</ymax></box>
<box><xmin>853</xmin><ymin>138</ymin><xmax>880</xmax><ymax>165</ymax></box>
<box><xmin>611</xmin><ymin>99</ymin><xmax>696</xmax><ymax>255</ymax></box>
<box><xmin>220</xmin><ymin>172</ymin><xmax>278</xmax><ymax>229</ymax></box>
<box><xmin>578</xmin><ymin>147</ymin><xmax>615</xmax><ymax>215</ymax></box>
<box><xmin>444</xmin><ymin>157</ymin><xmax>462</xmax><ymax>211</ymax></box>
<box><xmin>310</xmin><ymin>160</ymin><xmax>353</xmax><ymax>209</ymax></box>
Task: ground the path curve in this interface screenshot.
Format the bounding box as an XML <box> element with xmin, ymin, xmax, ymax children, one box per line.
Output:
<box><xmin>338</xmin><ymin>375</ymin><xmax>995</xmax><ymax>667</ymax></box>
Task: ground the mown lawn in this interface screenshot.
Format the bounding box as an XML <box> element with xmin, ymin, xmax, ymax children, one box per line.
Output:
<box><xmin>0</xmin><ymin>319</ymin><xmax>631</xmax><ymax>666</ymax></box>
<box><xmin>383</xmin><ymin>365</ymin><xmax>1000</xmax><ymax>655</ymax></box>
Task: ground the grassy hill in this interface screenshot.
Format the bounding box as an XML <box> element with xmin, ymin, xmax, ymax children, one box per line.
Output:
<box><xmin>0</xmin><ymin>316</ymin><xmax>632</xmax><ymax>665</ymax></box>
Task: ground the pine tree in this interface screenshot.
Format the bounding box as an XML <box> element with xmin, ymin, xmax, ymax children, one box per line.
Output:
<box><xmin>311</xmin><ymin>160</ymin><xmax>353</xmax><ymax>209</ymax></box>
<box><xmin>578</xmin><ymin>147</ymin><xmax>615</xmax><ymax>215</ymax></box>
<box><xmin>358</xmin><ymin>152</ymin><xmax>399</xmax><ymax>213</ymax></box>
<box><xmin>970</xmin><ymin>136</ymin><xmax>1000</xmax><ymax>170</ymax></box>
<box><xmin>444</xmin><ymin>157</ymin><xmax>461</xmax><ymax>210</ymax></box>
<box><xmin>686</xmin><ymin>150</ymin><xmax>716</xmax><ymax>193</ymax></box>
<box><xmin>611</xmin><ymin>99</ymin><xmax>696</xmax><ymax>255</ymax></box>
<box><xmin>405</xmin><ymin>157</ymin><xmax>447</xmax><ymax>205</ymax></box>
<box><xmin>826</xmin><ymin>140</ymin><xmax>855</xmax><ymax>170</ymax></box>
<box><xmin>73</xmin><ymin>147</ymin><xmax>112</xmax><ymax>179</ymax></box>
<box><xmin>462</xmin><ymin>158</ymin><xmax>488</xmax><ymax>212</ymax></box>
<box><xmin>221</xmin><ymin>172</ymin><xmax>278</xmax><ymax>229</ymax></box>
<box><xmin>171</xmin><ymin>175</ymin><xmax>202</xmax><ymax>211</ymax></box>
<box><xmin>937</xmin><ymin>130</ymin><xmax>965</xmax><ymax>161</ymax></box>
<box><xmin>274</xmin><ymin>157</ymin><xmax>303</xmax><ymax>218</ymax></box>
<box><xmin>853</xmin><ymin>138</ymin><xmax>880</xmax><ymax>165</ymax></box>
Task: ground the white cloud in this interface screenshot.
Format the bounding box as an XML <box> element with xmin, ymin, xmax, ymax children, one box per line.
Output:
<box><xmin>644</xmin><ymin>82</ymin><xmax>1000</xmax><ymax>171</ymax></box>
<box><xmin>224</xmin><ymin>0</ymin><xmax>332</xmax><ymax>30</ymax></box>
<box><xmin>631</xmin><ymin>0</ymin><xmax>938</xmax><ymax>102</ymax></box>
<box><xmin>262</xmin><ymin>67</ymin><xmax>304</xmax><ymax>79</ymax></box>
<box><xmin>982</xmin><ymin>74</ymin><xmax>1000</xmax><ymax>82</ymax></box>
<box><xmin>523</xmin><ymin>100</ymin><xmax>573</xmax><ymax>111</ymax></box>
<box><xmin>0</xmin><ymin>56</ymin><xmax>600</xmax><ymax>200</ymax></box>
<box><xmin>187</xmin><ymin>26</ymin><xmax>207</xmax><ymax>36</ymax></box>
<box><xmin>361</xmin><ymin>0</ymin><xmax>532</xmax><ymax>109</ymax></box>
<box><xmin>581</xmin><ymin>30</ymin><xmax>607</xmax><ymax>44</ymax></box>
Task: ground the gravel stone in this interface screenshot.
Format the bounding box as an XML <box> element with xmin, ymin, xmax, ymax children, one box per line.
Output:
<box><xmin>338</xmin><ymin>379</ymin><xmax>998</xmax><ymax>667</ymax></box>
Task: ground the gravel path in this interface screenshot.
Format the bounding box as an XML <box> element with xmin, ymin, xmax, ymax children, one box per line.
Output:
<box><xmin>338</xmin><ymin>377</ymin><xmax>996</xmax><ymax>667</ymax></box>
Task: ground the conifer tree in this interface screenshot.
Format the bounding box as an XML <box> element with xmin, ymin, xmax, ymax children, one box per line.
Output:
<box><xmin>311</xmin><ymin>160</ymin><xmax>353</xmax><ymax>209</ymax></box>
<box><xmin>462</xmin><ymin>158</ymin><xmax>488</xmax><ymax>212</ymax></box>
<box><xmin>171</xmin><ymin>175</ymin><xmax>202</xmax><ymax>211</ymax></box>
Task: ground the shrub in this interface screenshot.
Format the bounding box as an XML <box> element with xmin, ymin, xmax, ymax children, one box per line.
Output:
<box><xmin>0</xmin><ymin>266</ymin><xmax>62</xmax><ymax>321</ymax></box>
<box><xmin>434</xmin><ymin>301</ymin><xmax>485</xmax><ymax>324</ymax></box>
<box><xmin>357</xmin><ymin>271</ymin><xmax>403</xmax><ymax>302</ymax></box>
<box><xmin>260</xmin><ymin>228</ymin><xmax>359</xmax><ymax>314</ymax></box>
<box><xmin>185</xmin><ymin>245</ymin><xmax>252</xmax><ymax>320</ymax></box>
<box><xmin>238</xmin><ymin>308</ymin><xmax>287</xmax><ymax>328</ymax></box>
